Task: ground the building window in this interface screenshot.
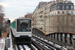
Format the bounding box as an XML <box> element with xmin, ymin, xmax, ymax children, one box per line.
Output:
<box><xmin>58</xmin><ymin>11</ymin><xmax>60</xmax><ymax>14</ymax></box>
<box><xmin>62</xmin><ymin>28</ymin><xmax>64</xmax><ymax>32</ymax></box>
<box><xmin>62</xmin><ymin>6</ymin><xmax>64</xmax><ymax>10</ymax></box>
<box><xmin>66</xmin><ymin>17</ymin><xmax>68</xmax><ymax>26</ymax></box>
<box><xmin>71</xmin><ymin>6</ymin><xmax>73</xmax><ymax>9</ymax></box>
<box><xmin>58</xmin><ymin>17</ymin><xmax>60</xmax><ymax>20</ymax></box>
<box><xmin>66</xmin><ymin>6</ymin><xmax>69</xmax><ymax>10</ymax></box>
<box><xmin>71</xmin><ymin>23</ymin><xmax>73</xmax><ymax>26</ymax></box>
<box><xmin>58</xmin><ymin>23</ymin><xmax>59</xmax><ymax>26</ymax></box>
<box><xmin>67</xmin><ymin>11</ymin><xmax>70</xmax><ymax>15</ymax></box>
<box><xmin>62</xmin><ymin>11</ymin><xmax>64</xmax><ymax>14</ymax></box>
<box><xmin>57</xmin><ymin>28</ymin><xmax>59</xmax><ymax>32</ymax></box>
<box><xmin>53</xmin><ymin>6</ymin><xmax>54</xmax><ymax>11</ymax></box>
<box><xmin>71</xmin><ymin>17</ymin><xmax>73</xmax><ymax>21</ymax></box>
<box><xmin>62</xmin><ymin>23</ymin><xmax>64</xmax><ymax>26</ymax></box>
<box><xmin>62</xmin><ymin>17</ymin><xmax>64</xmax><ymax>20</ymax></box>
<box><xmin>58</xmin><ymin>6</ymin><xmax>60</xmax><ymax>10</ymax></box>
<box><xmin>71</xmin><ymin>11</ymin><xmax>73</xmax><ymax>15</ymax></box>
<box><xmin>71</xmin><ymin>28</ymin><xmax>73</xmax><ymax>32</ymax></box>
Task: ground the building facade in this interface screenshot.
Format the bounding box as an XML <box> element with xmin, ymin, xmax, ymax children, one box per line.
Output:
<box><xmin>33</xmin><ymin>0</ymin><xmax>75</xmax><ymax>34</ymax></box>
<box><xmin>24</xmin><ymin>13</ymin><xmax>32</xmax><ymax>19</ymax></box>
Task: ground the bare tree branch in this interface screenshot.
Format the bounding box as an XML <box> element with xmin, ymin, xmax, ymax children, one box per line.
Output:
<box><xmin>0</xmin><ymin>5</ymin><xmax>4</xmax><ymax>25</ymax></box>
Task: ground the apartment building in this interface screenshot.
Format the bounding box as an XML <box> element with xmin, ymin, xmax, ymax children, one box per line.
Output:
<box><xmin>33</xmin><ymin>0</ymin><xmax>75</xmax><ymax>34</ymax></box>
<box><xmin>24</xmin><ymin>13</ymin><xmax>32</xmax><ymax>19</ymax></box>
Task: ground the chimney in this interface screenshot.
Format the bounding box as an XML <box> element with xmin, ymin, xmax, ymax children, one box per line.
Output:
<box><xmin>56</xmin><ymin>0</ymin><xmax>59</xmax><ymax>1</ymax></box>
<box><xmin>65</xmin><ymin>0</ymin><xmax>67</xmax><ymax>1</ymax></box>
<box><xmin>53</xmin><ymin>0</ymin><xmax>56</xmax><ymax>1</ymax></box>
<box><xmin>59</xmin><ymin>0</ymin><xmax>64</xmax><ymax>2</ymax></box>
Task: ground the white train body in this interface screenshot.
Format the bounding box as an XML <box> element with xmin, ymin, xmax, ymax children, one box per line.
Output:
<box><xmin>10</xmin><ymin>19</ymin><xmax>32</xmax><ymax>44</ymax></box>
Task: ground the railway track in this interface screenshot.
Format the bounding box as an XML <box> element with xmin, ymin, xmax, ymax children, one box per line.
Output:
<box><xmin>11</xmin><ymin>30</ymin><xmax>36</xmax><ymax>50</ymax></box>
<box><xmin>15</xmin><ymin>45</ymin><xmax>31</xmax><ymax>50</ymax></box>
<box><xmin>11</xmin><ymin>29</ymin><xmax>61</xmax><ymax>50</ymax></box>
<box><xmin>14</xmin><ymin>44</ymin><xmax>38</xmax><ymax>50</ymax></box>
<box><xmin>32</xmin><ymin>35</ymin><xmax>62</xmax><ymax>50</ymax></box>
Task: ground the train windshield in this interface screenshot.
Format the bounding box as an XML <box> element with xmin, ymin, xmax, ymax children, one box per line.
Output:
<box><xmin>17</xmin><ymin>19</ymin><xmax>31</xmax><ymax>32</ymax></box>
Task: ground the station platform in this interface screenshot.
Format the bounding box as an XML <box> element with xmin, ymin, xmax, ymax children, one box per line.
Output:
<box><xmin>0</xmin><ymin>28</ymin><xmax>9</xmax><ymax>50</ymax></box>
<box><xmin>0</xmin><ymin>37</ymin><xmax>5</xmax><ymax>50</ymax></box>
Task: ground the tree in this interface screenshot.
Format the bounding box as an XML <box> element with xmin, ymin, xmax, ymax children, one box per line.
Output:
<box><xmin>0</xmin><ymin>5</ymin><xmax>4</xmax><ymax>25</ymax></box>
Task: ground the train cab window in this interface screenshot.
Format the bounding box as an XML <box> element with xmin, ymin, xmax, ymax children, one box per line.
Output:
<box><xmin>17</xmin><ymin>19</ymin><xmax>31</xmax><ymax>32</ymax></box>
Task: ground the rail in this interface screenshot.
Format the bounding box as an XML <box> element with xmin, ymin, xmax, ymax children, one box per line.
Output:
<box><xmin>32</xmin><ymin>28</ymin><xmax>75</xmax><ymax>50</ymax></box>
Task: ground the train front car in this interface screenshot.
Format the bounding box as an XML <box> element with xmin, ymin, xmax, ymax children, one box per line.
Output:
<box><xmin>11</xmin><ymin>19</ymin><xmax>32</xmax><ymax>45</ymax></box>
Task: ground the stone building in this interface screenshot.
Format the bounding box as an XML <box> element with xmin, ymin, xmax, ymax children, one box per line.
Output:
<box><xmin>24</xmin><ymin>13</ymin><xmax>34</xmax><ymax>27</ymax></box>
<box><xmin>24</xmin><ymin>13</ymin><xmax>32</xmax><ymax>19</ymax></box>
<box><xmin>33</xmin><ymin>0</ymin><xmax>75</xmax><ymax>34</ymax></box>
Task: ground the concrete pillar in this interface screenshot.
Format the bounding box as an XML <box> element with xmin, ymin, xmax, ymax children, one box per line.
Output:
<box><xmin>60</xmin><ymin>33</ymin><xmax>63</xmax><ymax>42</ymax></box>
<box><xmin>54</xmin><ymin>34</ymin><xmax>55</xmax><ymax>39</ymax></box>
<box><xmin>62</xmin><ymin>33</ymin><xmax>65</xmax><ymax>42</ymax></box>
<box><xmin>51</xmin><ymin>34</ymin><xmax>52</xmax><ymax>39</ymax></box>
<box><xmin>57</xmin><ymin>33</ymin><xmax>59</xmax><ymax>40</ymax></box>
<box><xmin>53</xmin><ymin>34</ymin><xmax>54</xmax><ymax>39</ymax></box>
<box><xmin>70</xmin><ymin>34</ymin><xmax>73</xmax><ymax>44</ymax></box>
<box><xmin>59</xmin><ymin>34</ymin><xmax>61</xmax><ymax>41</ymax></box>
<box><xmin>55</xmin><ymin>34</ymin><xmax>57</xmax><ymax>40</ymax></box>
<box><xmin>50</xmin><ymin>34</ymin><xmax>51</xmax><ymax>39</ymax></box>
<box><xmin>64</xmin><ymin>33</ymin><xmax>67</xmax><ymax>43</ymax></box>
<box><xmin>52</xmin><ymin>34</ymin><xmax>54</xmax><ymax>39</ymax></box>
<box><xmin>67</xmin><ymin>34</ymin><xmax>70</xmax><ymax>44</ymax></box>
<box><xmin>73</xmin><ymin>35</ymin><xmax>75</xmax><ymax>45</ymax></box>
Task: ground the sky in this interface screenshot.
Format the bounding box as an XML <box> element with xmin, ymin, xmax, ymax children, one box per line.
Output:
<box><xmin>0</xmin><ymin>0</ymin><xmax>75</xmax><ymax>22</ymax></box>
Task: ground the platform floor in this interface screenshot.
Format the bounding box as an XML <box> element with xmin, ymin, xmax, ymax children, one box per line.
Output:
<box><xmin>0</xmin><ymin>38</ymin><xmax>5</xmax><ymax>50</ymax></box>
<box><xmin>0</xmin><ymin>28</ymin><xmax>8</xmax><ymax>50</ymax></box>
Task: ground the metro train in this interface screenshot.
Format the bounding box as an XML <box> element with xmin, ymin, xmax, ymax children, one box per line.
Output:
<box><xmin>10</xmin><ymin>19</ymin><xmax>32</xmax><ymax>44</ymax></box>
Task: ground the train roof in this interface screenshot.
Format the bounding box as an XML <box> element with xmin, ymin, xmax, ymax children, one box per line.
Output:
<box><xmin>11</xmin><ymin>18</ymin><xmax>31</xmax><ymax>23</ymax></box>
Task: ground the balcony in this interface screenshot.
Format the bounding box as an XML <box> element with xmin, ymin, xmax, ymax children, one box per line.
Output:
<box><xmin>49</xmin><ymin>10</ymin><xmax>75</xmax><ymax>16</ymax></box>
